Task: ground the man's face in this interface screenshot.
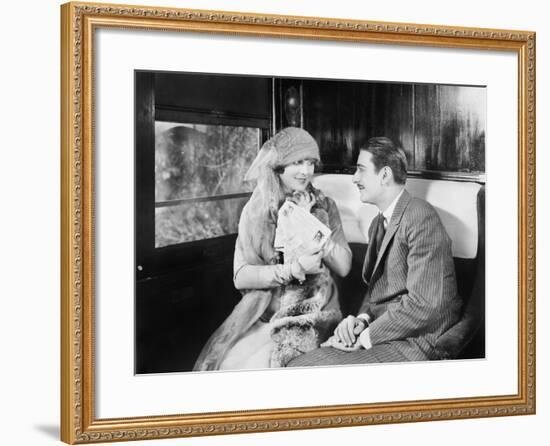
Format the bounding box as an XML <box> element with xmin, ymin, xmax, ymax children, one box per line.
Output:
<box><xmin>352</xmin><ymin>151</ymin><xmax>384</xmax><ymax>205</ymax></box>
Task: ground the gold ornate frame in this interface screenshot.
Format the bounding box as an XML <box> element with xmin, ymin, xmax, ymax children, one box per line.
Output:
<box><xmin>60</xmin><ymin>2</ymin><xmax>536</xmax><ymax>444</ymax></box>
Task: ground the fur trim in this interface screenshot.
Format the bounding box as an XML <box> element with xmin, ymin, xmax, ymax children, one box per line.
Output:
<box><xmin>269</xmin><ymin>273</ymin><xmax>341</xmax><ymax>367</ymax></box>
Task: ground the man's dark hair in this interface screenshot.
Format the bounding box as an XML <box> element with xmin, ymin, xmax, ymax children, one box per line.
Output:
<box><xmin>360</xmin><ymin>137</ymin><xmax>408</xmax><ymax>185</ymax></box>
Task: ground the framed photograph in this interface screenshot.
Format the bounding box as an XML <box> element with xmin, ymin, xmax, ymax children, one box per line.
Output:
<box><xmin>61</xmin><ymin>1</ymin><xmax>536</xmax><ymax>443</ymax></box>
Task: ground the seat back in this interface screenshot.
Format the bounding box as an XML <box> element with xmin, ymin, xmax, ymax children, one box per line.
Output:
<box><xmin>312</xmin><ymin>174</ymin><xmax>481</xmax><ymax>259</ymax></box>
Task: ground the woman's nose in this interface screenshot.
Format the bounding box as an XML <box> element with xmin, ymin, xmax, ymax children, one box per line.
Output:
<box><xmin>300</xmin><ymin>162</ymin><xmax>313</xmax><ymax>175</ymax></box>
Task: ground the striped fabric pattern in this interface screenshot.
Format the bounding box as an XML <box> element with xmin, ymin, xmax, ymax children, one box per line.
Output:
<box><xmin>362</xmin><ymin>190</ymin><xmax>461</xmax><ymax>360</ymax></box>
<box><xmin>289</xmin><ymin>345</ymin><xmax>407</xmax><ymax>366</ymax></box>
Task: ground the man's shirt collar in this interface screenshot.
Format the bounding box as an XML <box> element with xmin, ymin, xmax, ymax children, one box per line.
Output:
<box><xmin>381</xmin><ymin>188</ymin><xmax>404</xmax><ymax>227</ymax></box>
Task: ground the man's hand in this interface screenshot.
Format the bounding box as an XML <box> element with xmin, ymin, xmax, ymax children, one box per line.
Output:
<box><xmin>321</xmin><ymin>335</ymin><xmax>362</xmax><ymax>352</ymax></box>
<box><xmin>334</xmin><ymin>315</ymin><xmax>367</xmax><ymax>347</ymax></box>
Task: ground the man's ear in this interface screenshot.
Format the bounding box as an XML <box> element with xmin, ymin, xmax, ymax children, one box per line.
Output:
<box><xmin>381</xmin><ymin>166</ymin><xmax>393</xmax><ymax>184</ymax></box>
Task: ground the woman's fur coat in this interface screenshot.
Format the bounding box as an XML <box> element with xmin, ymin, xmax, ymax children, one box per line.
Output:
<box><xmin>193</xmin><ymin>184</ymin><xmax>343</xmax><ymax>371</ymax></box>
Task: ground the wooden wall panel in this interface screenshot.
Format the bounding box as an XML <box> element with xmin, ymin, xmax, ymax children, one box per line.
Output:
<box><xmin>302</xmin><ymin>80</ymin><xmax>363</xmax><ymax>169</ymax></box>
<box><xmin>414</xmin><ymin>85</ymin><xmax>486</xmax><ymax>173</ymax></box>
<box><xmin>155</xmin><ymin>72</ymin><xmax>271</xmax><ymax>121</ymax></box>
<box><xmin>298</xmin><ymin>80</ymin><xmax>484</xmax><ymax>175</ymax></box>
<box><xmin>365</xmin><ymin>83</ymin><xmax>414</xmax><ymax>165</ymax></box>
<box><xmin>302</xmin><ymin>80</ymin><xmax>414</xmax><ymax>171</ymax></box>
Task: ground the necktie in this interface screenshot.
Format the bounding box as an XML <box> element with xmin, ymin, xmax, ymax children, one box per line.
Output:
<box><xmin>364</xmin><ymin>213</ymin><xmax>386</xmax><ymax>281</ymax></box>
<box><xmin>374</xmin><ymin>213</ymin><xmax>386</xmax><ymax>257</ymax></box>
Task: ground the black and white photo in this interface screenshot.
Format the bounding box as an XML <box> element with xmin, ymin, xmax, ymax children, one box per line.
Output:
<box><xmin>134</xmin><ymin>72</ymin><xmax>486</xmax><ymax>374</ymax></box>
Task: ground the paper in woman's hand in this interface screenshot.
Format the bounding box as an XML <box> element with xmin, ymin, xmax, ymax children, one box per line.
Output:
<box><xmin>274</xmin><ymin>200</ymin><xmax>332</xmax><ymax>264</ymax></box>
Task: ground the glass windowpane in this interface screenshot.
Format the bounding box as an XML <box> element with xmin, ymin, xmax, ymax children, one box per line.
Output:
<box><xmin>155</xmin><ymin>197</ymin><xmax>249</xmax><ymax>247</ymax></box>
<box><xmin>155</xmin><ymin>122</ymin><xmax>258</xmax><ymax>202</ymax></box>
<box><xmin>154</xmin><ymin>122</ymin><xmax>260</xmax><ymax>247</ymax></box>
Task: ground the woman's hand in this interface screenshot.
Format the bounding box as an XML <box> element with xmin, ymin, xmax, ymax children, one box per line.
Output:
<box><xmin>297</xmin><ymin>251</ymin><xmax>324</xmax><ymax>275</ymax></box>
<box><xmin>289</xmin><ymin>191</ymin><xmax>316</xmax><ymax>212</ymax></box>
<box><xmin>320</xmin><ymin>236</ymin><xmax>335</xmax><ymax>259</ymax></box>
<box><xmin>302</xmin><ymin>237</ymin><xmax>326</xmax><ymax>256</ymax></box>
<box><xmin>303</xmin><ymin>236</ymin><xmax>334</xmax><ymax>264</ymax></box>
<box><xmin>290</xmin><ymin>250</ymin><xmax>324</xmax><ymax>282</ymax></box>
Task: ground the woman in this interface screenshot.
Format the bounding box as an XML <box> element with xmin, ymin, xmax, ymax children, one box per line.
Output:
<box><xmin>193</xmin><ymin>127</ymin><xmax>352</xmax><ymax>371</ymax></box>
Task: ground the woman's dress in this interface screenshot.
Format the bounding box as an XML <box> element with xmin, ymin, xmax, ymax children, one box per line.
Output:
<box><xmin>193</xmin><ymin>187</ymin><xmax>351</xmax><ymax>371</ymax></box>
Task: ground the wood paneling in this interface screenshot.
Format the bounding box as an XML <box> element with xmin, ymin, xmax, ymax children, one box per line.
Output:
<box><xmin>155</xmin><ymin>72</ymin><xmax>272</xmax><ymax>122</ymax></box>
<box><xmin>302</xmin><ymin>80</ymin><xmax>414</xmax><ymax>171</ymax></box>
<box><xmin>135</xmin><ymin>72</ymin><xmax>156</xmax><ymax>281</ymax></box>
<box><xmin>303</xmin><ymin>80</ymin><xmax>362</xmax><ymax>169</ymax></box>
<box><xmin>414</xmin><ymin>84</ymin><xmax>486</xmax><ymax>173</ymax></box>
<box><xmin>298</xmin><ymin>80</ymin><xmax>484</xmax><ymax>175</ymax></box>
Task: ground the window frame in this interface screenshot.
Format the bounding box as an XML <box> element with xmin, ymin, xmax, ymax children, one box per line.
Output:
<box><xmin>135</xmin><ymin>71</ymin><xmax>272</xmax><ymax>281</ymax></box>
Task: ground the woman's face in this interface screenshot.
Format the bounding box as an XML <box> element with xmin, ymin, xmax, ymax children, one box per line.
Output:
<box><xmin>279</xmin><ymin>159</ymin><xmax>316</xmax><ymax>192</ymax></box>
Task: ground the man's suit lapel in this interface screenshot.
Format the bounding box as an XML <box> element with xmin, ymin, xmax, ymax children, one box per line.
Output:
<box><xmin>370</xmin><ymin>189</ymin><xmax>411</xmax><ymax>282</ymax></box>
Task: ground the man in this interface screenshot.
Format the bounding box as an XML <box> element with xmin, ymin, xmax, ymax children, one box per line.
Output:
<box><xmin>289</xmin><ymin>137</ymin><xmax>461</xmax><ymax>365</ymax></box>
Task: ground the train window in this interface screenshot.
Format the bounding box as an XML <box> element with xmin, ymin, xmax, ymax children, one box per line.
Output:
<box><xmin>154</xmin><ymin>122</ymin><xmax>260</xmax><ymax>247</ymax></box>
